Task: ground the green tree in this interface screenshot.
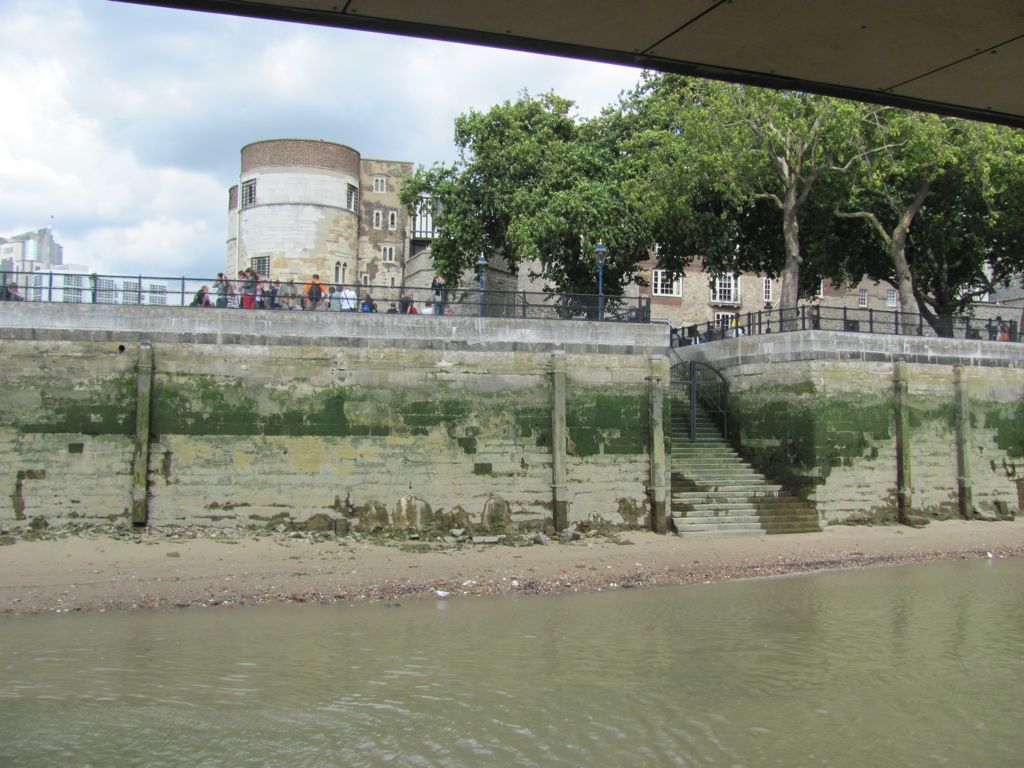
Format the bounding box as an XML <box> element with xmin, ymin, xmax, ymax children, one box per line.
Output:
<box><xmin>624</xmin><ymin>75</ymin><xmax>869</xmax><ymax>320</ymax></box>
<box><xmin>835</xmin><ymin>113</ymin><xmax>1024</xmax><ymax>332</ymax></box>
<box><xmin>400</xmin><ymin>92</ymin><xmax>650</xmax><ymax>297</ymax></box>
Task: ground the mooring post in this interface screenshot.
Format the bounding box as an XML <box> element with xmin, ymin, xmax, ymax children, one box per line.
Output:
<box><xmin>550</xmin><ymin>350</ymin><xmax>569</xmax><ymax>531</ymax></box>
<box><xmin>648</xmin><ymin>355</ymin><xmax>669</xmax><ymax>533</ymax></box>
<box><xmin>894</xmin><ymin>361</ymin><xmax>913</xmax><ymax>524</ymax></box>
<box><xmin>131</xmin><ymin>342</ymin><xmax>154</xmax><ymax>526</ymax></box>
<box><xmin>954</xmin><ymin>365</ymin><xmax>974</xmax><ymax>519</ymax></box>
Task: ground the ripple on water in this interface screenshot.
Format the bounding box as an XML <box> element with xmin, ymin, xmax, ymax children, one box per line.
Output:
<box><xmin>1</xmin><ymin>559</ymin><xmax>1023</xmax><ymax>767</ymax></box>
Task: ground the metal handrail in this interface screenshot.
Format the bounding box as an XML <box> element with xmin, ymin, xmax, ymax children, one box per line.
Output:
<box><xmin>0</xmin><ymin>269</ymin><xmax>651</xmax><ymax>324</ymax></box>
<box><xmin>670</xmin><ymin>303</ymin><xmax>1021</xmax><ymax>346</ymax></box>
<box><xmin>669</xmin><ymin>360</ymin><xmax>729</xmax><ymax>442</ymax></box>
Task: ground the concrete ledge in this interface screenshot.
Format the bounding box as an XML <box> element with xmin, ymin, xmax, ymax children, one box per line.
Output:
<box><xmin>671</xmin><ymin>330</ymin><xmax>1024</xmax><ymax>370</ymax></box>
<box><xmin>0</xmin><ymin>303</ymin><xmax>670</xmax><ymax>355</ymax></box>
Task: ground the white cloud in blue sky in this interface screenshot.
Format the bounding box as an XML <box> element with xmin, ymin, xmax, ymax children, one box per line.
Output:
<box><xmin>0</xmin><ymin>0</ymin><xmax>641</xmax><ymax>277</ymax></box>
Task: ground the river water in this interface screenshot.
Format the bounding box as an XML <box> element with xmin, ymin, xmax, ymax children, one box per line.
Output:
<box><xmin>2</xmin><ymin>558</ymin><xmax>1022</xmax><ymax>767</ymax></box>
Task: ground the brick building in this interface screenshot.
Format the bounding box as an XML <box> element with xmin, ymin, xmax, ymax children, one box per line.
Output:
<box><xmin>635</xmin><ymin>258</ymin><xmax>1011</xmax><ymax>330</ymax></box>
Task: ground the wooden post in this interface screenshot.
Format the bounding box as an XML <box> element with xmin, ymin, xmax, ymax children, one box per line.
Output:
<box><xmin>550</xmin><ymin>351</ymin><xmax>569</xmax><ymax>531</ymax></box>
<box><xmin>131</xmin><ymin>342</ymin><xmax>154</xmax><ymax>526</ymax></box>
<box><xmin>648</xmin><ymin>355</ymin><xmax>669</xmax><ymax>533</ymax></box>
<box><xmin>894</xmin><ymin>361</ymin><xmax>912</xmax><ymax>524</ymax></box>
<box><xmin>954</xmin><ymin>365</ymin><xmax>974</xmax><ymax>519</ymax></box>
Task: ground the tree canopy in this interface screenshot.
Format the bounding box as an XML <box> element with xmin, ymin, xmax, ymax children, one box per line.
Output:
<box><xmin>400</xmin><ymin>92</ymin><xmax>650</xmax><ymax>296</ymax></box>
<box><xmin>404</xmin><ymin>75</ymin><xmax>1024</xmax><ymax>321</ymax></box>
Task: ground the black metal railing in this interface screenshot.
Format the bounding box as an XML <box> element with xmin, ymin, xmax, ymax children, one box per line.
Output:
<box><xmin>669</xmin><ymin>360</ymin><xmax>729</xmax><ymax>442</ymax></box>
<box><xmin>670</xmin><ymin>304</ymin><xmax>1021</xmax><ymax>347</ymax></box>
<box><xmin>0</xmin><ymin>270</ymin><xmax>651</xmax><ymax>324</ymax></box>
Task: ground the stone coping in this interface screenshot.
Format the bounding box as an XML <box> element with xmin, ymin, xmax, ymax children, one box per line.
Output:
<box><xmin>0</xmin><ymin>303</ymin><xmax>670</xmax><ymax>356</ymax></box>
<box><xmin>671</xmin><ymin>330</ymin><xmax>1024</xmax><ymax>369</ymax></box>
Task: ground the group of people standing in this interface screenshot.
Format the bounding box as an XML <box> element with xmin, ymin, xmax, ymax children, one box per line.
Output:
<box><xmin>190</xmin><ymin>274</ymin><xmax>401</xmax><ymax>315</ymax></box>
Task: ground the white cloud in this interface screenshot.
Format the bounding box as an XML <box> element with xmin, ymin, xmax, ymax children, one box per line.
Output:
<box><xmin>0</xmin><ymin>0</ymin><xmax>642</xmax><ymax>279</ymax></box>
<box><xmin>67</xmin><ymin>216</ymin><xmax>215</xmax><ymax>277</ymax></box>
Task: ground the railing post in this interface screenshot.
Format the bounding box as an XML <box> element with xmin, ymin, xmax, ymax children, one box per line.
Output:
<box><xmin>869</xmin><ymin>308</ymin><xmax>874</xmax><ymax>334</ymax></box>
<box><xmin>48</xmin><ymin>272</ymin><xmax>54</xmax><ymax>303</ymax></box>
<box><xmin>842</xmin><ymin>305</ymin><xmax>848</xmax><ymax>331</ymax></box>
<box><xmin>180</xmin><ymin>277</ymin><xmax>186</xmax><ymax>307</ymax></box>
<box><xmin>137</xmin><ymin>276</ymin><xmax>143</xmax><ymax>305</ymax></box>
<box><xmin>894</xmin><ymin>310</ymin><xmax>900</xmax><ymax>335</ymax></box>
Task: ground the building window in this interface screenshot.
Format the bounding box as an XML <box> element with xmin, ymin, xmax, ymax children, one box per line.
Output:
<box><xmin>858</xmin><ymin>288</ymin><xmax>868</xmax><ymax>308</ymax></box>
<box><xmin>714</xmin><ymin>312</ymin><xmax>739</xmax><ymax>329</ymax></box>
<box><xmin>250</xmin><ymin>256</ymin><xmax>269</xmax><ymax>277</ymax></box>
<box><xmin>390</xmin><ymin>277</ymin><xmax>396</xmax><ymax>287</ymax></box>
<box><xmin>240</xmin><ymin>179</ymin><xmax>256</xmax><ymax>209</ymax></box>
<box><xmin>763</xmin><ymin>277</ymin><xmax>772</xmax><ymax>303</ymax></box>
<box><xmin>346</xmin><ymin>184</ymin><xmax>359</xmax><ymax>211</ymax></box>
<box><xmin>121</xmin><ymin>280</ymin><xmax>140</xmax><ymax>305</ymax></box>
<box><xmin>380</xmin><ymin>245</ymin><xmax>396</xmax><ymax>263</ymax></box>
<box><xmin>412</xmin><ymin>194</ymin><xmax>438</xmax><ymax>239</ymax></box>
<box><xmin>61</xmin><ymin>274</ymin><xmax>84</xmax><ymax>304</ymax></box>
<box><xmin>372</xmin><ymin>210</ymin><xmax>382</xmax><ymax>229</ymax></box>
<box><xmin>94</xmin><ymin>277</ymin><xmax>118</xmax><ymax>305</ymax></box>
<box><xmin>886</xmin><ymin>288</ymin><xmax>898</xmax><ymax>308</ymax></box>
<box><xmin>147</xmin><ymin>284</ymin><xmax>168</xmax><ymax>306</ymax></box>
<box><xmin>360</xmin><ymin>273</ymin><xmax>369</xmax><ymax>286</ymax></box>
<box><xmin>651</xmin><ymin>269</ymin><xmax>682</xmax><ymax>297</ymax></box>
<box><xmin>388</xmin><ymin>211</ymin><xmax>397</xmax><ymax>230</ymax></box>
<box><xmin>713</xmin><ymin>274</ymin><xmax>740</xmax><ymax>304</ymax></box>
<box><xmin>373</xmin><ymin>176</ymin><xmax>387</xmax><ymax>193</ymax></box>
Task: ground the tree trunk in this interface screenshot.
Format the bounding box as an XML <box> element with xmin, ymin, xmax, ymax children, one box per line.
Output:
<box><xmin>779</xmin><ymin>183</ymin><xmax>802</xmax><ymax>330</ymax></box>
<box><xmin>889</xmin><ymin>240</ymin><xmax>920</xmax><ymax>334</ymax></box>
<box><xmin>889</xmin><ymin>184</ymin><xmax>927</xmax><ymax>333</ymax></box>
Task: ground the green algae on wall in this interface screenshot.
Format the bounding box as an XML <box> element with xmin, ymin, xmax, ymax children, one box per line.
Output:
<box><xmin>729</xmin><ymin>385</ymin><xmax>893</xmax><ymax>497</ymax></box>
<box><xmin>16</xmin><ymin>374</ymin><xmax>137</xmax><ymax>436</ymax></box>
<box><xmin>151</xmin><ymin>376</ymin><xmax>555</xmax><ymax>447</ymax></box>
<box><xmin>987</xmin><ymin>400</ymin><xmax>1024</xmax><ymax>460</ymax></box>
<box><xmin>566</xmin><ymin>387</ymin><xmax>648</xmax><ymax>457</ymax></box>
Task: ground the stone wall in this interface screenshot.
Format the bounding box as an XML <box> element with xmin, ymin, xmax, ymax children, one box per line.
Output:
<box><xmin>0</xmin><ymin>304</ymin><xmax>669</xmax><ymax>533</ymax></box>
<box><xmin>674</xmin><ymin>332</ymin><xmax>1024</xmax><ymax>523</ymax></box>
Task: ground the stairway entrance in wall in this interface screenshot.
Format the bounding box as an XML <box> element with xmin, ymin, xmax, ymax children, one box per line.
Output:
<box><xmin>668</xmin><ymin>360</ymin><xmax>821</xmax><ymax>538</ymax></box>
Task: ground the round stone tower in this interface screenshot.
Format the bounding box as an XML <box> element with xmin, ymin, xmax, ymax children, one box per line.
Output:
<box><xmin>227</xmin><ymin>139</ymin><xmax>362</xmax><ymax>284</ymax></box>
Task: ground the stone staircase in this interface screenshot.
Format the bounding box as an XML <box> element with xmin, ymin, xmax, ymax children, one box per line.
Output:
<box><xmin>669</xmin><ymin>403</ymin><xmax>821</xmax><ymax>538</ymax></box>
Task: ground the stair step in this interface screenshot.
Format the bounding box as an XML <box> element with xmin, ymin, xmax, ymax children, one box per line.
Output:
<box><xmin>673</xmin><ymin>527</ymin><xmax>767</xmax><ymax>538</ymax></box>
<box><xmin>672</xmin><ymin>489</ymin><xmax>783</xmax><ymax>501</ymax></box>
<box><xmin>674</xmin><ymin>503</ymin><xmax>760</xmax><ymax>514</ymax></box>
<box><xmin>675</xmin><ymin>483</ymin><xmax>775</xmax><ymax>493</ymax></box>
<box><xmin>673</xmin><ymin>516</ymin><xmax>763</xmax><ymax>526</ymax></box>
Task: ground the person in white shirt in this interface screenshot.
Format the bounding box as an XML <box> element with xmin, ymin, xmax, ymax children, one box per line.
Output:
<box><xmin>340</xmin><ymin>286</ymin><xmax>358</xmax><ymax>311</ymax></box>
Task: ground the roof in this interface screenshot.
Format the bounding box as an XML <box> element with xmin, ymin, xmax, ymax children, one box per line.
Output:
<box><xmin>116</xmin><ymin>1</ymin><xmax>1024</xmax><ymax>128</ymax></box>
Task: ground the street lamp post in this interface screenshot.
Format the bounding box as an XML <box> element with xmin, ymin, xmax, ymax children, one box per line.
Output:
<box><xmin>595</xmin><ymin>242</ymin><xmax>607</xmax><ymax>321</ymax></box>
<box><xmin>475</xmin><ymin>253</ymin><xmax>488</xmax><ymax>317</ymax></box>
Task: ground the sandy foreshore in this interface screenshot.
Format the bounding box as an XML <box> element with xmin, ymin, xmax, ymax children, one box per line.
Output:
<box><xmin>2</xmin><ymin>519</ymin><xmax>1023</xmax><ymax>615</ymax></box>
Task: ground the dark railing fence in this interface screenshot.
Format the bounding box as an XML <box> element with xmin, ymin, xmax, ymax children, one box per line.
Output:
<box><xmin>671</xmin><ymin>303</ymin><xmax>1021</xmax><ymax>347</ymax></box>
<box><xmin>0</xmin><ymin>270</ymin><xmax>651</xmax><ymax>323</ymax></box>
<box><xmin>669</xmin><ymin>360</ymin><xmax>729</xmax><ymax>442</ymax></box>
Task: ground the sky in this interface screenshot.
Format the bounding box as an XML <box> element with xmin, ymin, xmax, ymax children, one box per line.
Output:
<box><xmin>0</xmin><ymin>0</ymin><xmax>642</xmax><ymax>278</ymax></box>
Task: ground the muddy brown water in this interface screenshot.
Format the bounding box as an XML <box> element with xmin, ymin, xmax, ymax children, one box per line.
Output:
<box><xmin>2</xmin><ymin>558</ymin><xmax>1023</xmax><ymax>767</ymax></box>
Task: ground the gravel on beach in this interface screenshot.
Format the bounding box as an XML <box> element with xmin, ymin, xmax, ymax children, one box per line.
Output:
<box><xmin>2</xmin><ymin>519</ymin><xmax>1022</xmax><ymax>615</ymax></box>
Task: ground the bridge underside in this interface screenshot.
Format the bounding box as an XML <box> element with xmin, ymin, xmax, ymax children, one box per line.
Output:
<box><xmin>116</xmin><ymin>1</ymin><xmax>1024</xmax><ymax>128</ymax></box>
